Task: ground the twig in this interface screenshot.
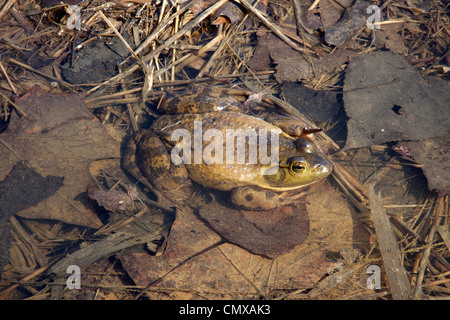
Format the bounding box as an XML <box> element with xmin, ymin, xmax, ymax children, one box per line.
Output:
<box><xmin>236</xmin><ymin>0</ymin><xmax>312</xmax><ymax>54</ymax></box>
<box><xmin>389</xmin><ymin>216</ymin><xmax>450</xmax><ymax>272</ymax></box>
<box><xmin>133</xmin><ymin>2</ymin><xmax>190</xmax><ymax>56</ymax></box>
<box><xmin>174</xmin><ymin>33</ymin><xmax>224</xmax><ymax>72</ymax></box>
<box><xmin>368</xmin><ymin>185</ymin><xmax>411</xmax><ymax>300</ymax></box>
<box><xmin>142</xmin><ymin>0</ymin><xmax>229</xmax><ymax>64</ymax></box>
<box><xmin>0</xmin><ymin>0</ymin><xmax>16</xmax><ymax>22</ymax></box>
<box><xmin>87</xmin><ymin>0</ymin><xmax>228</xmax><ymax>96</ymax></box>
<box><xmin>308</xmin><ymin>0</ymin><xmax>321</xmax><ymax>11</ymax></box>
<box><xmin>0</xmin><ymin>261</ymin><xmax>55</xmax><ymax>298</ymax></box>
<box><xmin>47</xmin><ymin>231</ymin><xmax>162</xmax><ymax>278</ymax></box>
<box><xmin>0</xmin><ymin>91</ymin><xmax>26</xmax><ymax>117</ymax></box>
<box><xmin>0</xmin><ymin>57</ymin><xmax>18</xmax><ymax>95</ymax></box>
<box><xmin>413</xmin><ymin>196</ymin><xmax>444</xmax><ymax>297</ymax></box>
<box><xmin>197</xmin><ymin>26</ymin><xmax>231</xmax><ymax>78</ymax></box>
<box><xmin>97</xmin><ymin>10</ymin><xmax>143</xmax><ymax>67</ymax></box>
<box><xmin>9</xmin><ymin>216</ymin><xmax>48</xmax><ymax>267</ymax></box>
<box><xmin>8</xmin><ymin>58</ymin><xmax>74</xmax><ymax>91</ymax></box>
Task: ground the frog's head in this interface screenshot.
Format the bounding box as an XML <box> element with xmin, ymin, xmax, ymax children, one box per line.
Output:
<box><xmin>261</xmin><ymin>138</ymin><xmax>332</xmax><ymax>190</ymax></box>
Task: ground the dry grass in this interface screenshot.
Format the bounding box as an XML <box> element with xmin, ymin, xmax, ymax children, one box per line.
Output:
<box><xmin>0</xmin><ymin>0</ymin><xmax>449</xmax><ymax>300</ymax></box>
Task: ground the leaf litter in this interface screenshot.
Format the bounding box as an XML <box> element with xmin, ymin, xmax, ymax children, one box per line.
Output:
<box><xmin>343</xmin><ymin>50</ymin><xmax>450</xmax><ymax>194</ymax></box>
<box><xmin>0</xmin><ymin>85</ymin><xmax>121</xmax><ymax>227</ymax></box>
<box><xmin>0</xmin><ymin>0</ymin><xmax>449</xmax><ymax>301</ymax></box>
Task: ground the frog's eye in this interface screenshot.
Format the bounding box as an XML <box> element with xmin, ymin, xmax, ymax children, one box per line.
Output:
<box><xmin>289</xmin><ymin>158</ymin><xmax>308</xmax><ymax>174</ymax></box>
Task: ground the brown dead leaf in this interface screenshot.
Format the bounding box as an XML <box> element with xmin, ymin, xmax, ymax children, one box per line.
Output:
<box><xmin>0</xmin><ymin>161</ymin><xmax>64</xmax><ymax>275</ymax></box>
<box><xmin>190</xmin><ymin>0</ymin><xmax>218</xmax><ymax>15</ymax></box>
<box><xmin>248</xmin><ymin>32</ymin><xmax>356</xmax><ymax>82</ymax></box>
<box><xmin>374</xmin><ymin>23</ymin><xmax>409</xmax><ymax>55</ymax></box>
<box><xmin>212</xmin><ymin>1</ymin><xmax>244</xmax><ymax>24</ymax></box>
<box><xmin>199</xmin><ymin>191</ymin><xmax>309</xmax><ymax>258</ymax></box>
<box><xmin>394</xmin><ymin>134</ymin><xmax>450</xmax><ymax>195</ymax></box>
<box><xmin>0</xmin><ymin>85</ymin><xmax>121</xmax><ymax>228</ymax></box>
<box><xmin>318</xmin><ymin>0</ymin><xmax>344</xmax><ymax>27</ymax></box>
<box><xmin>322</xmin><ymin>0</ymin><xmax>371</xmax><ymax>47</ymax></box>
<box><xmin>117</xmin><ymin>181</ymin><xmax>367</xmax><ymax>298</ymax></box>
<box><xmin>343</xmin><ymin>51</ymin><xmax>450</xmax><ymax>150</ymax></box>
<box><xmin>88</xmin><ymin>189</ymin><xmax>134</xmax><ymax>212</ymax></box>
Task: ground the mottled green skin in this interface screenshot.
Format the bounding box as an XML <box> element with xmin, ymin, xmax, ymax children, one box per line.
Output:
<box><xmin>124</xmin><ymin>89</ymin><xmax>332</xmax><ymax>210</ymax></box>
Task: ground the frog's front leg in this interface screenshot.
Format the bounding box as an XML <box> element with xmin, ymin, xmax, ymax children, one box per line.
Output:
<box><xmin>124</xmin><ymin>130</ymin><xmax>193</xmax><ymax>205</ymax></box>
<box><xmin>263</xmin><ymin>114</ymin><xmax>323</xmax><ymax>138</ymax></box>
<box><xmin>230</xmin><ymin>186</ymin><xmax>306</xmax><ymax>211</ymax></box>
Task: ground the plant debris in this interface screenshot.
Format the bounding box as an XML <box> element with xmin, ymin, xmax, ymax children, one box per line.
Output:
<box><xmin>0</xmin><ymin>85</ymin><xmax>120</xmax><ymax>227</ymax></box>
<box><xmin>0</xmin><ymin>0</ymin><xmax>449</xmax><ymax>301</ymax></box>
<box><xmin>343</xmin><ymin>51</ymin><xmax>450</xmax><ymax>150</ymax></box>
<box><xmin>394</xmin><ymin>134</ymin><xmax>450</xmax><ymax>195</ymax></box>
<box><xmin>0</xmin><ymin>161</ymin><xmax>63</xmax><ymax>277</ymax></box>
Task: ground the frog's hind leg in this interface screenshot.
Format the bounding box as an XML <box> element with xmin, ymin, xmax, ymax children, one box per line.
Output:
<box><xmin>124</xmin><ymin>130</ymin><xmax>192</xmax><ymax>205</ymax></box>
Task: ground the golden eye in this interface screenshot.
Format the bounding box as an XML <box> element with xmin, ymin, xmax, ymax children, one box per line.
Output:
<box><xmin>289</xmin><ymin>159</ymin><xmax>307</xmax><ymax>174</ymax></box>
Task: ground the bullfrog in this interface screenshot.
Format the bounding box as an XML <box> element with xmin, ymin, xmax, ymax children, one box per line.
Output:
<box><xmin>124</xmin><ymin>88</ymin><xmax>332</xmax><ymax>210</ymax></box>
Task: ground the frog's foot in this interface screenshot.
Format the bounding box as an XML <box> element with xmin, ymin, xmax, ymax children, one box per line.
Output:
<box><xmin>230</xmin><ymin>186</ymin><xmax>307</xmax><ymax>211</ymax></box>
<box><xmin>277</xmin><ymin>190</ymin><xmax>308</xmax><ymax>205</ymax></box>
<box><xmin>262</xmin><ymin>114</ymin><xmax>323</xmax><ymax>140</ymax></box>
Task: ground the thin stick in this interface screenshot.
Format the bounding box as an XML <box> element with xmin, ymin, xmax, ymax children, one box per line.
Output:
<box><xmin>98</xmin><ymin>10</ymin><xmax>143</xmax><ymax>67</ymax></box>
<box><xmin>0</xmin><ymin>57</ymin><xmax>18</xmax><ymax>95</ymax></box>
<box><xmin>368</xmin><ymin>185</ymin><xmax>411</xmax><ymax>300</ymax></box>
<box><xmin>0</xmin><ymin>262</ymin><xmax>55</xmax><ymax>298</ymax></box>
<box><xmin>0</xmin><ymin>91</ymin><xmax>26</xmax><ymax>117</ymax></box>
<box><xmin>237</xmin><ymin>0</ymin><xmax>312</xmax><ymax>54</ymax></box>
<box><xmin>142</xmin><ymin>0</ymin><xmax>228</xmax><ymax>64</ymax></box>
<box><xmin>133</xmin><ymin>0</ymin><xmax>189</xmax><ymax>56</ymax></box>
<box><xmin>174</xmin><ymin>33</ymin><xmax>223</xmax><ymax>72</ymax></box>
<box><xmin>8</xmin><ymin>58</ymin><xmax>74</xmax><ymax>91</ymax></box>
<box><xmin>413</xmin><ymin>197</ymin><xmax>444</xmax><ymax>297</ymax></box>
<box><xmin>0</xmin><ymin>0</ymin><xmax>16</xmax><ymax>22</ymax></box>
<box><xmin>308</xmin><ymin>0</ymin><xmax>320</xmax><ymax>11</ymax></box>
<box><xmin>88</xmin><ymin>0</ymin><xmax>228</xmax><ymax>96</ymax></box>
<box><xmin>171</xmin><ymin>4</ymin><xmax>180</xmax><ymax>81</ymax></box>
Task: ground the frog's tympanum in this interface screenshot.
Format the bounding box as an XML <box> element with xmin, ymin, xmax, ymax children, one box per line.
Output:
<box><xmin>124</xmin><ymin>88</ymin><xmax>332</xmax><ymax>210</ymax></box>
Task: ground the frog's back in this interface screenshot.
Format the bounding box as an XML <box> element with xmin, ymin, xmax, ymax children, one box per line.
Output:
<box><xmin>151</xmin><ymin>112</ymin><xmax>287</xmax><ymax>191</ymax></box>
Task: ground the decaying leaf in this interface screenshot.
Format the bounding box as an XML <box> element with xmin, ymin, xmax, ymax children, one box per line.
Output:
<box><xmin>88</xmin><ymin>188</ymin><xmax>134</xmax><ymax>212</ymax></box>
<box><xmin>343</xmin><ymin>51</ymin><xmax>450</xmax><ymax>150</ymax></box>
<box><xmin>61</xmin><ymin>33</ymin><xmax>134</xmax><ymax>85</ymax></box>
<box><xmin>211</xmin><ymin>1</ymin><xmax>245</xmax><ymax>24</ymax></box>
<box><xmin>199</xmin><ymin>190</ymin><xmax>309</xmax><ymax>258</ymax></box>
<box><xmin>394</xmin><ymin>134</ymin><xmax>450</xmax><ymax>195</ymax></box>
<box><xmin>281</xmin><ymin>82</ymin><xmax>340</xmax><ymax>123</ymax></box>
<box><xmin>190</xmin><ymin>0</ymin><xmax>218</xmax><ymax>15</ymax></box>
<box><xmin>374</xmin><ymin>23</ymin><xmax>409</xmax><ymax>55</ymax></box>
<box><xmin>322</xmin><ymin>0</ymin><xmax>372</xmax><ymax>47</ymax></box>
<box><xmin>241</xmin><ymin>90</ymin><xmax>267</xmax><ymax>113</ymax></box>
<box><xmin>0</xmin><ymin>161</ymin><xmax>63</xmax><ymax>276</ymax></box>
<box><xmin>248</xmin><ymin>32</ymin><xmax>356</xmax><ymax>82</ymax></box>
<box><xmin>211</xmin><ymin>0</ymin><xmax>267</xmax><ymax>25</ymax></box>
<box><xmin>117</xmin><ymin>181</ymin><xmax>368</xmax><ymax>298</ymax></box>
<box><xmin>0</xmin><ymin>85</ymin><xmax>121</xmax><ymax>228</ymax></box>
